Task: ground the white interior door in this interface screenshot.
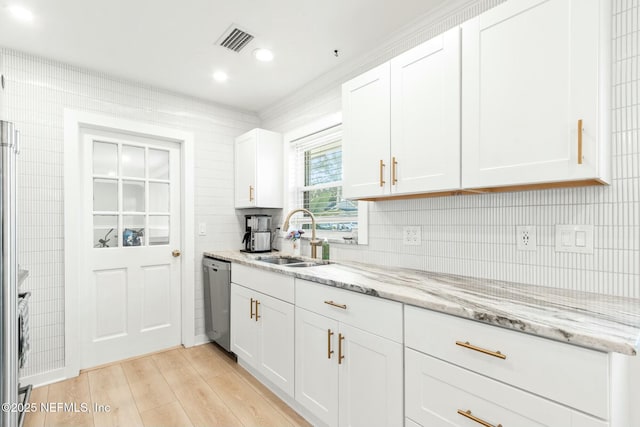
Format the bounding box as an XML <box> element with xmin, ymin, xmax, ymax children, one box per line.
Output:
<box><xmin>80</xmin><ymin>132</ymin><xmax>181</xmax><ymax>369</ymax></box>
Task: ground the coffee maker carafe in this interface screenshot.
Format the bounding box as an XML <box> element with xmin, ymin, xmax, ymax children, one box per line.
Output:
<box><xmin>242</xmin><ymin>215</ymin><xmax>272</xmax><ymax>252</ymax></box>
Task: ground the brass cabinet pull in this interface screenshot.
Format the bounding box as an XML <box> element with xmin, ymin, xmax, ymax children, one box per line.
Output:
<box><xmin>455</xmin><ymin>341</ymin><xmax>506</xmax><ymax>360</ymax></box>
<box><xmin>392</xmin><ymin>156</ymin><xmax>398</xmax><ymax>185</ymax></box>
<box><xmin>249</xmin><ymin>185</ymin><xmax>254</xmax><ymax>201</ymax></box>
<box><xmin>250</xmin><ymin>298</ymin><xmax>255</xmax><ymax>319</ymax></box>
<box><xmin>255</xmin><ymin>300</ymin><xmax>260</xmax><ymax>321</ymax></box>
<box><xmin>338</xmin><ymin>333</ymin><xmax>345</xmax><ymax>364</ymax></box>
<box><xmin>379</xmin><ymin>160</ymin><xmax>386</xmax><ymax>187</ymax></box>
<box><xmin>327</xmin><ymin>329</ymin><xmax>334</xmax><ymax>359</ymax></box>
<box><xmin>457</xmin><ymin>409</ymin><xmax>502</xmax><ymax>427</ymax></box>
<box><xmin>577</xmin><ymin>119</ymin><xmax>583</xmax><ymax>164</ymax></box>
<box><xmin>324</xmin><ymin>300</ymin><xmax>347</xmax><ymax>310</ymax></box>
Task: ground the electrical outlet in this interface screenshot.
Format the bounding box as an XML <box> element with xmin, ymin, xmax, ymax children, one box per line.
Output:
<box><xmin>403</xmin><ymin>226</ymin><xmax>421</xmax><ymax>246</ymax></box>
<box><xmin>516</xmin><ymin>225</ymin><xmax>537</xmax><ymax>251</ymax></box>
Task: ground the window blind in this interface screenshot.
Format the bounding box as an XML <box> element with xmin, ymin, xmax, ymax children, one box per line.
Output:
<box><xmin>288</xmin><ymin>124</ymin><xmax>357</xmax><ymax>235</ymax></box>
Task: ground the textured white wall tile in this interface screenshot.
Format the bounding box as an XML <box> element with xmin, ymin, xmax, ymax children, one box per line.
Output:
<box><xmin>2</xmin><ymin>48</ymin><xmax>260</xmax><ymax>377</ymax></box>
<box><xmin>264</xmin><ymin>0</ymin><xmax>640</xmax><ymax>299</ymax></box>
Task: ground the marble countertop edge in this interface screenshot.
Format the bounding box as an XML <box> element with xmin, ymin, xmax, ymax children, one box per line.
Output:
<box><xmin>204</xmin><ymin>250</ymin><xmax>640</xmax><ymax>356</ymax></box>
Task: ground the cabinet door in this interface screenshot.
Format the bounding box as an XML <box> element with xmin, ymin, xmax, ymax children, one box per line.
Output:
<box><xmin>390</xmin><ymin>26</ymin><xmax>461</xmax><ymax>194</ymax></box>
<box><xmin>230</xmin><ymin>284</ymin><xmax>258</xmax><ymax>367</ymax></box>
<box><xmin>338</xmin><ymin>324</ymin><xmax>403</xmax><ymax>427</ymax></box>
<box><xmin>234</xmin><ymin>131</ymin><xmax>256</xmax><ymax>208</ymax></box>
<box><xmin>295</xmin><ymin>307</ymin><xmax>339</xmax><ymax>427</ymax></box>
<box><xmin>258</xmin><ymin>293</ymin><xmax>294</xmax><ymax>397</ymax></box>
<box><xmin>461</xmin><ymin>0</ymin><xmax>606</xmax><ymax>188</ymax></box>
<box><xmin>342</xmin><ymin>63</ymin><xmax>391</xmax><ymax>199</ymax></box>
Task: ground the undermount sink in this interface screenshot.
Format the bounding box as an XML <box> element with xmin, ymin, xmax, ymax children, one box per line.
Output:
<box><xmin>256</xmin><ymin>256</ymin><xmax>330</xmax><ymax>268</ymax></box>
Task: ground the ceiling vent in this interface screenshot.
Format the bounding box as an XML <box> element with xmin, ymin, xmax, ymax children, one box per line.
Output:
<box><xmin>217</xmin><ymin>24</ymin><xmax>255</xmax><ymax>53</ymax></box>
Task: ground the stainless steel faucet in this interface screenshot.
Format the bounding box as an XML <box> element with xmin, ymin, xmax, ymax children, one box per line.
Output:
<box><xmin>282</xmin><ymin>208</ymin><xmax>322</xmax><ymax>258</ymax></box>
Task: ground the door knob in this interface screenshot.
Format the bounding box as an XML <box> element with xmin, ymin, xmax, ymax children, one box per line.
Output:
<box><xmin>172</xmin><ymin>249</ymin><xmax>181</xmax><ymax>257</ymax></box>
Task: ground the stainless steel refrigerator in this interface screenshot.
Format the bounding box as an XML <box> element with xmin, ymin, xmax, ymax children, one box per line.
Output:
<box><xmin>1</xmin><ymin>120</ymin><xmax>21</xmax><ymax>427</ymax></box>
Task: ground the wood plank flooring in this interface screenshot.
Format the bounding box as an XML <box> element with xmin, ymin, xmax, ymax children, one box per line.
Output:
<box><xmin>24</xmin><ymin>344</ymin><xmax>311</xmax><ymax>427</ymax></box>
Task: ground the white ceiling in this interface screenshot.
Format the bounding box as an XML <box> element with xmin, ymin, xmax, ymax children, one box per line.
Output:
<box><xmin>0</xmin><ymin>0</ymin><xmax>448</xmax><ymax>112</ymax></box>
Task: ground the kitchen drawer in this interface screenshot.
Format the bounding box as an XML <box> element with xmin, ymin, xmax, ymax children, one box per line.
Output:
<box><xmin>296</xmin><ymin>279</ymin><xmax>403</xmax><ymax>343</ymax></box>
<box><xmin>231</xmin><ymin>264</ymin><xmax>294</xmax><ymax>303</ymax></box>
<box><xmin>406</xmin><ymin>348</ymin><xmax>579</xmax><ymax>427</ymax></box>
<box><xmin>404</xmin><ymin>306</ymin><xmax>609</xmax><ymax>419</ymax></box>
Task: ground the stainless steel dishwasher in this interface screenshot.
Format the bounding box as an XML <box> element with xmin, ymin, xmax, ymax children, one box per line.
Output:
<box><xmin>202</xmin><ymin>257</ymin><xmax>231</xmax><ymax>352</ymax></box>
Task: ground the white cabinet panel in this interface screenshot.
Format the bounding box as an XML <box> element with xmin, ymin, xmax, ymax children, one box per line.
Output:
<box><xmin>295</xmin><ymin>307</ymin><xmax>339</xmax><ymax>426</ymax></box>
<box><xmin>234</xmin><ymin>128</ymin><xmax>283</xmax><ymax>208</ymax></box>
<box><xmin>258</xmin><ymin>292</ymin><xmax>294</xmax><ymax>396</ymax></box>
<box><xmin>342</xmin><ymin>63</ymin><xmax>391</xmax><ymax>199</ymax></box>
<box><xmin>230</xmin><ymin>283</ymin><xmax>259</xmax><ymax>367</ymax></box>
<box><xmin>338</xmin><ymin>323</ymin><xmax>403</xmax><ymax>427</ymax></box>
<box><xmin>405</xmin><ymin>348</ymin><xmax>574</xmax><ymax>427</ymax></box>
<box><xmin>461</xmin><ymin>0</ymin><xmax>610</xmax><ymax>188</ymax></box>
<box><xmin>231</xmin><ymin>282</ymin><xmax>294</xmax><ymax>397</ymax></box>
<box><xmin>405</xmin><ymin>306</ymin><xmax>609</xmax><ymax>419</ymax></box>
<box><xmin>343</xmin><ymin>27</ymin><xmax>462</xmax><ymax>200</ymax></box>
<box><xmin>390</xmin><ymin>26</ymin><xmax>461</xmax><ymax>194</ymax></box>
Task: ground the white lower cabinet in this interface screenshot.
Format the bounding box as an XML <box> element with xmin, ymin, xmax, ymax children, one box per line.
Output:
<box><xmin>404</xmin><ymin>306</ymin><xmax>617</xmax><ymax>427</ymax></box>
<box><xmin>295</xmin><ymin>280</ymin><xmax>403</xmax><ymax>427</ymax></box>
<box><xmin>230</xmin><ymin>283</ymin><xmax>294</xmax><ymax>397</ymax></box>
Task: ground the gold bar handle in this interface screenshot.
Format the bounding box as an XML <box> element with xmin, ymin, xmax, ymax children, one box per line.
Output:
<box><xmin>324</xmin><ymin>300</ymin><xmax>347</xmax><ymax>310</ymax></box>
<box><xmin>456</xmin><ymin>341</ymin><xmax>506</xmax><ymax>360</ymax></box>
<box><xmin>250</xmin><ymin>298</ymin><xmax>255</xmax><ymax>319</ymax></box>
<box><xmin>577</xmin><ymin>119</ymin><xmax>583</xmax><ymax>165</ymax></box>
<box><xmin>255</xmin><ymin>300</ymin><xmax>260</xmax><ymax>321</ymax></box>
<box><xmin>327</xmin><ymin>329</ymin><xmax>334</xmax><ymax>359</ymax></box>
<box><xmin>338</xmin><ymin>333</ymin><xmax>345</xmax><ymax>364</ymax></box>
<box><xmin>249</xmin><ymin>185</ymin><xmax>254</xmax><ymax>201</ymax></box>
<box><xmin>379</xmin><ymin>160</ymin><xmax>386</xmax><ymax>187</ymax></box>
<box><xmin>392</xmin><ymin>156</ymin><xmax>398</xmax><ymax>185</ymax></box>
<box><xmin>457</xmin><ymin>409</ymin><xmax>502</xmax><ymax>427</ymax></box>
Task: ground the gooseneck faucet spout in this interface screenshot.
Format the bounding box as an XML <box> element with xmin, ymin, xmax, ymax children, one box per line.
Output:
<box><xmin>282</xmin><ymin>208</ymin><xmax>322</xmax><ymax>258</ymax></box>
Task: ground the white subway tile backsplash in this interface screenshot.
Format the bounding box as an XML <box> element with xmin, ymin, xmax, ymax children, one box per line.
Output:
<box><xmin>264</xmin><ymin>1</ymin><xmax>640</xmax><ymax>299</ymax></box>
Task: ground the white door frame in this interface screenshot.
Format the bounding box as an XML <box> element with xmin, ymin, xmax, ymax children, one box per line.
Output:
<box><xmin>63</xmin><ymin>110</ymin><xmax>195</xmax><ymax>378</ymax></box>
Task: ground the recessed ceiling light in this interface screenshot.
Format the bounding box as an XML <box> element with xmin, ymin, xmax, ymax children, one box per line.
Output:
<box><xmin>212</xmin><ymin>71</ymin><xmax>228</xmax><ymax>83</ymax></box>
<box><xmin>8</xmin><ymin>5</ymin><xmax>33</xmax><ymax>22</ymax></box>
<box><xmin>253</xmin><ymin>48</ymin><xmax>274</xmax><ymax>62</ymax></box>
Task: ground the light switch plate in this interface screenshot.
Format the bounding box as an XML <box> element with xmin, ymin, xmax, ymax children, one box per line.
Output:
<box><xmin>198</xmin><ymin>222</ymin><xmax>207</xmax><ymax>236</ymax></box>
<box><xmin>555</xmin><ymin>225</ymin><xmax>593</xmax><ymax>254</ymax></box>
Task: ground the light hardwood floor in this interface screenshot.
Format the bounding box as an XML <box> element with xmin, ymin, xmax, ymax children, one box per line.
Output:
<box><xmin>24</xmin><ymin>344</ymin><xmax>311</xmax><ymax>427</ymax></box>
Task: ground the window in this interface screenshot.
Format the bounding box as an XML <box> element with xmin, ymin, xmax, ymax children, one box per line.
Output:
<box><xmin>289</xmin><ymin>124</ymin><xmax>358</xmax><ymax>239</ymax></box>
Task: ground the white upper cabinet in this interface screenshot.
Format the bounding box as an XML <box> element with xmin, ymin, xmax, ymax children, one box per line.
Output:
<box><xmin>461</xmin><ymin>0</ymin><xmax>610</xmax><ymax>189</ymax></box>
<box><xmin>390</xmin><ymin>27</ymin><xmax>461</xmax><ymax>195</ymax></box>
<box><xmin>234</xmin><ymin>128</ymin><xmax>283</xmax><ymax>208</ymax></box>
<box><xmin>343</xmin><ymin>27</ymin><xmax>461</xmax><ymax>199</ymax></box>
<box><xmin>342</xmin><ymin>63</ymin><xmax>391</xmax><ymax>199</ymax></box>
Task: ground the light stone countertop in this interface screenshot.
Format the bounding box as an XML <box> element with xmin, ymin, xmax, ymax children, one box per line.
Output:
<box><xmin>205</xmin><ymin>250</ymin><xmax>640</xmax><ymax>356</ymax></box>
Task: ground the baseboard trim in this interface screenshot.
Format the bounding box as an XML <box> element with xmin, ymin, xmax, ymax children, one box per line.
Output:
<box><xmin>19</xmin><ymin>368</ymin><xmax>66</xmax><ymax>389</ymax></box>
<box><xmin>193</xmin><ymin>334</ymin><xmax>212</xmax><ymax>346</ymax></box>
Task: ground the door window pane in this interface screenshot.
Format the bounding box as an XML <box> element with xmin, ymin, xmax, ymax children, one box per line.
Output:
<box><xmin>93</xmin><ymin>179</ymin><xmax>118</xmax><ymax>211</ymax></box>
<box><xmin>149</xmin><ymin>149</ymin><xmax>169</xmax><ymax>180</ymax></box>
<box><xmin>93</xmin><ymin>215</ymin><xmax>118</xmax><ymax>248</ymax></box>
<box><xmin>123</xmin><ymin>215</ymin><xmax>145</xmax><ymax>246</ymax></box>
<box><xmin>93</xmin><ymin>142</ymin><xmax>118</xmax><ymax>176</ymax></box>
<box><xmin>123</xmin><ymin>180</ymin><xmax>145</xmax><ymax>212</ymax></box>
<box><xmin>122</xmin><ymin>145</ymin><xmax>145</xmax><ymax>178</ymax></box>
<box><xmin>149</xmin><ymin>216</ymin><xmax>169</xmax><ymax>245</ymax></box>
<box><xmin>149</xmin><ymin>182</ymin><xmax>169</xmax><ymax>213</ymax></box>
